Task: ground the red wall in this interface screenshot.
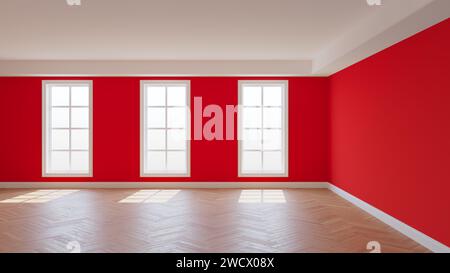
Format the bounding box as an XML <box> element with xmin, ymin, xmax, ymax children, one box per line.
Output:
<box><xmin>0</xmin><ymin>77</ymin><xmax>329</xmax><ymax>182</ymax></box>
<box><xmin>330</xmin><ymin>19</ymin><xmax>450</xmax><ymax>246</ymax></box>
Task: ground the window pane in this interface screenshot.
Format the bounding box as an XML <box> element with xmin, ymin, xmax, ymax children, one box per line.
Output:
<box><xmin>147</xmin><ymin>108</ymin><xmax>165</xmax><ymax>128</ymax></box>
<box><xmin>71</xmin><ymin>129</ymin><xmax>89</xmax><ymax>150</ymax></box>
<box><xmin>71</xmin><ymin>151</ymin><xmax>89</xmax><ymax>172</ymax></box>
<box><xmin>71</xmin><ymin>86</ymin><xmax>89</xmax><ymax>106</ymax></box>
<box><xmin>242</xmin><ymin>129</ymin><xmax>261</xmax><ymax>150</ymax></box>
<box><xmin>51</xmin><ymin>130</ymin><xmax>69</xmax><ymax>150</ymax></box>
<box><xmin>167</xmin><ymin>151</ymin><xmax>186</xmax><ymax>172</ymax></box>
<box><xmin>243</xmin><ymin>86</ymin><xmax>261</xmax><ymax>106</ymax></box>
<box><xmin>263</xmin><ymin>86</ymin><xmax>282</xmax><ymax>106</ymax></box>
<box><xmin>51</xmin><ymin>86</ymin><xmax>70</xmax><ymax>106</ymax></box>
<box><xmin>71</xmin><ymin>108</ymin><xmax>89</xmax><ymax>128</ymax></box>
<box><xmin>146</xmin><ymin>151</ymin><xmax>165</xmax><ymax>172</ymax></box>
<box><xmin>147</xmin><ymin>129</ymin><xmax>166</xmax><ymax>150</ymax></box>
<box><xmin>263</xmin><ymin>151</ymin><xmax>283</xmax><ymax>172</ymax></box>
<box><xmin>167</xmin><ymin>107</ymin><xmax>186</xmax><ymax>128</ymax></box>
<box><xmin>50</xmin><ymin>151</ymin><xmax>70</xmax><ymax>171</ymax></box>
<box><xmin>263</xmin><ymin>107</ymin><xmax>282</xmax><ymax>128</ymax></box>
<box><xmin>51</xmin><ymin>108</ymin><xmax>69</xmax><ymax>128</ymax></box>
<box><xmin>242</xmin><ymin>151</ymin><xmax>262</xmax><ymax>172</ymax></box>
<box><xmin>263</xmin><ymin>129</ymin><xmax>282</xmax><ymax>150</ymax></box>
<box><xmin>167</xmin><ymin>129</ymin><xmax>186</xmax><ymax>150</ymax></box>
<box><xmin>147</xmin><ymin>86</ymin><xmax>165</xmax><ymax>106</ymax></box>
<box><xmin>242</xmin><ymin>107</ymin><xmax>261</xmax><ymax>128</ymax></box>
<box><xmin>167</xmin><ymin>86</ymin><xmax>186</xmax><ymax>106</ymax></box>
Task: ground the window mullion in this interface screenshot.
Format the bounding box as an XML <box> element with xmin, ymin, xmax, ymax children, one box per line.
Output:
<box><xmin>143</xmin><ymin>88</ymin><xmax>148</xmax><ymax>175</ymax></box>
<box><xmin>260</xmin><ymin>87</ymin><xmax>264</xmax><ymax>172</ymax></box>
<box><xmin>164</xmin><ymin>86</ymin><xmax>168</xmax><ymax>172</ymax></box>
<box><xmin>48</xmin><ymin>86</ymin><xmax>52</xmax><ymax>172</ymax></box>
<box><xmin>68</xmin><ymin>86</ymin><xmax>72</xmax><ymax>172</ymax></box>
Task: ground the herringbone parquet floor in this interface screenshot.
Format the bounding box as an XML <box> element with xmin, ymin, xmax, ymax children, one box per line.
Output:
<box><xmin>0</xmin><ymin>188</ymin><xmax>429</xmax><ymax>253</ymax></box>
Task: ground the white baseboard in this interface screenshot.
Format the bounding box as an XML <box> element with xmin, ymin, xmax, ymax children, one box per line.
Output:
<box><xmin>328</xmin><ymin>183</ymin><xmax>450</xmax><ymax>253</ymax></box>
<box><xmin>0</xmin><ymin>181</ymin><xmax>329</xmax><ymax>189</ymax></box>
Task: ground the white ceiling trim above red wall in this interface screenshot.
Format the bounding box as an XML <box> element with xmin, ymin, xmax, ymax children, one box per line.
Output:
<box><xmin>0</xmin><ymin>60</ymin><xmax>313</xmax><ymax>77</ymax></box>
<box><xmin>313</xmin><ymin>0</ymin><xmax>450</xmax><ymax>75</ymax></box>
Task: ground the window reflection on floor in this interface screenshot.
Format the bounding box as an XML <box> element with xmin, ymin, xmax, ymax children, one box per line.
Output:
<box><xmin>238</xmin><ymin>190</ymin><xmax>286</xmax><ymax>203</ymax></box>
<box><xmin>0</xmin><ymin>190</ymin><xmax>79</xmax><ymax>203</ymax></box>
<box><xmin>119</xmin><ymin>190</ymin><xmax>180</xmax><ymax>203</ymax></box>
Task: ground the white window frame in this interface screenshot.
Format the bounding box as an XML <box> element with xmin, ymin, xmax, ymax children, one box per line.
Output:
<box><xmin>238</xmin><ymin>80</ymin><xmax>289</xmax><ymax>177</ymax></box>
<box><xmin>140</xmin><ymin>80</ymin><xmax>191</xmax><ymax>177</ymax></box>
<box><xmin>42</xmin><ymin>80</ymin><xmax>93</xmax><ymax>177</ymax></box>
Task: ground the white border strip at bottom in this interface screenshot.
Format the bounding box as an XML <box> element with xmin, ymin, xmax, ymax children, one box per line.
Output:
<box><xmin>328</xmin><ymin>183</ymin><xmax>450</xmax><ymax>253</ymax></box>
<box><xmin>0</xmin><ymin>182</ymin><xmax>329</xmax><ymax>189</ymax></box>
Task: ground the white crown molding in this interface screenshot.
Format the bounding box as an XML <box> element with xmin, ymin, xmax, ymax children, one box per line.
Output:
<box><xmin>328</xmin><ymin>184</ymin><xmax>450</xmax><ymax>253</ymax></box>
<box><xmin>0</xmin><ymin>60</ymin><xmax>312</xmax><ymax>77</ymax></box>
<box><xmin>313</xmin><ymin>0</ymin><xmax>450</xmax><ymax>75</ymax></box>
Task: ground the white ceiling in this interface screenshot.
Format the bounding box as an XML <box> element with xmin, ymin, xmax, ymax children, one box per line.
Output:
<box><xmin>0</xmin><ymin>0</ymin><xmax>448</xmax><ymax>75</ymax></box>
<box><xmin>0</xmin><ymin>0</ymin><xmax>379</xmax><ymax>60</ymax></box>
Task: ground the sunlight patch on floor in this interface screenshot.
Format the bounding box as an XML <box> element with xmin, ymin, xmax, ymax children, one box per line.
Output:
<box><xmin>0</xmin><ymin>190</ymin><xmax>79</xmax><ymax>203</ymax></box>
<box><xmin>119</xmin><ymin>190</ymin><xmax>180</xmax><ymax>203</ymax></box>
<box><xmin>239</xmin><ymin>190</ymin><xmax>286</xmax><ymax>203</ymax></box>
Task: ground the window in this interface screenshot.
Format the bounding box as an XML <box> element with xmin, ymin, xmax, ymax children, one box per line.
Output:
<box><xmin>238</xmin><ymin>81</ymin><xmax>288</xmax><ymax>176</ymax></box>
<box><xmin>42</xmin><ymin>81</ymin><xmax>93</xmax><ymax>177</ymax></box>
<box><xmin>140</xmin><ymin>81</ymin><xmax>190</xmax><ymax>176</ymax></box>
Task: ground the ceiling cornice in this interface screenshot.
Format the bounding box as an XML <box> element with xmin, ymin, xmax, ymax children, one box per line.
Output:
<box><xmin>0</xmin><ymin>60</ymin><xmax>313</xmax><ymax>77</ymax></box>
<box><xmin>313</xmin><ymin>0</ymin><xmax>449</xmax><ymax>76</ymax></box>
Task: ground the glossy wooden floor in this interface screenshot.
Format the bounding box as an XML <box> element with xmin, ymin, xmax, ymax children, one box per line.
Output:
<box><xmin>0</xmin><ymin>188</ymin><xmax>428</xmax><ymax>253</ymax></box>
